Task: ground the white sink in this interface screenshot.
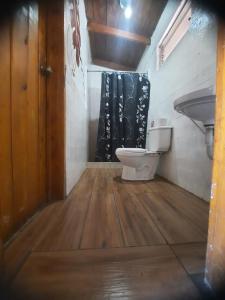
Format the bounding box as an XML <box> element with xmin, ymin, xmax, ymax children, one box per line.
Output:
<box><xmin>174</xmin><ymin>87</ymin><xmax>216</xmax><ymax>126</ymax></box>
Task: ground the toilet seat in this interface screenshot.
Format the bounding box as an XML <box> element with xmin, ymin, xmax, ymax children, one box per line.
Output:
<box><xmin>116</xmin><ymin>148</ymin><xmax>159</xmax><ymax>157</ymax></box>
<box><xmin>116</xmin><ymin>148</ymin><xmax>146</xmax><ymax>157</ymax></box>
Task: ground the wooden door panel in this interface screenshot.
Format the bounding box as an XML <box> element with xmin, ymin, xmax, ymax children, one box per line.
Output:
<box><xmin>11</xmin><ymin>6</ymin><xmax>30</xmax><ymax>227</ymax></box>
<box><xmin>27</xmin><ymin>3</ymin><xmax>40</xmax><ymax>215</ymax></box>
<box><xmin>0</xmin><ymin>21</ymin><xmax>14</xmax><ymax>240</ymax></box>
<box><xmin>38</xmin><ymin>1</ymin><xmax>47</xmax><ymax>205</ymax></box>
<box><xmin>11</xmin><ymin>3</ymin><xmax>47</xmax><ymax>228</ymax></box>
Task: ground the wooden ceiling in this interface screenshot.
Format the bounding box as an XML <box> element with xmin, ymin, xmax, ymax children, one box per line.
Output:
<box><xmin>84</xmin><ymin>0</ymin><xmax>167</xmax><ymax>70</ymax></box>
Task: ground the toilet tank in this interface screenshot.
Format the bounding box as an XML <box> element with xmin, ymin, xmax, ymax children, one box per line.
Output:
<box><xmin>148</xmin><ymin>123</ymin><xmax>172</xmax><ymax>152</ymax></box>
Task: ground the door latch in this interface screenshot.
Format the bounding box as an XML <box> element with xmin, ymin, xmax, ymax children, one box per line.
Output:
<box><xmin>40</xmin><ymin>65</ymin><xmax>53</xmax><ymax>77</ymax></box>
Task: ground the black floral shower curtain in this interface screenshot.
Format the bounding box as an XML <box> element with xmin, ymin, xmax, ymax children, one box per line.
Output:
<box><xmin>95</xmin><ymin>72</ymin><xmax>150</xmax><ymax>162</ymax></box>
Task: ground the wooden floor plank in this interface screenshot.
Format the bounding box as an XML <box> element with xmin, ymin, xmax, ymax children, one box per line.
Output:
<box><xmin>80</xmin><ymin>169</ymin><xmax>124</xmax><ymax>249</ymax></box>
<box><xmin>157</xmin><ymin>178</ymin><xmax>209</xmax><ymax>212</ymax></box>
<box><xmin>110</xmin><ymin>169</ymin><xmax>166</xmax><ymax>247</ymax></box>
<box><xmin>33</xmin><ymin>169</ymin><xmax>96</xmax><ymax>252</ymax></box>
<box><xmin>171</xmin><ymin>242</ymin><xmax>207</xmax><ymax>275</ymax></box>
<box><xmin>139</xmin><ymin>190</ymin><xmax>207</xmax><ymax>244</ymax></box>
<box><xmin>4</xmin><ymin>201</ymin><xmax>63</xmax><ymax>282</ymax></box>
<box><xmin>12</xmin><ymin>246</ymin><xmax>200</xmax><ymax>300</ymax></box>
<box><xmin>146</xmin><ymin>178</ymin><xmax>209</xmax><ymax>233</ymax></box>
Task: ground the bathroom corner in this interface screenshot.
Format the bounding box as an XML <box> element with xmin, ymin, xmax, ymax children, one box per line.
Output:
<box><xmin>138</xmin><ymin>0</ymin><xmax>217</xmax><ymax>201</ymax></box>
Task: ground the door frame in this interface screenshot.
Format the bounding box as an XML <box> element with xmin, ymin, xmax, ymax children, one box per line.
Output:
<box><xmin>45</xmin><ymin>0</ymin><xmax>66</xmax><ymax>202</ymax></box>
<box><xmin>205</xmin><ymin>20</ymin><xmax>225</xmax><ymax>291</ymax></box>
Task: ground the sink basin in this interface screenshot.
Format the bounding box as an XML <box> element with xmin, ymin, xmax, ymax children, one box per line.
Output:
<box><xmin>174</xmin><ymin>87</ymin><xmax>216</xmax><ymax>126</ymax></box>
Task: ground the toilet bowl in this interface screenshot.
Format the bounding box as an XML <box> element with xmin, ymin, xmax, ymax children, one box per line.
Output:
<box><xmin>116</xmin><ymin>148</ymin><xmax>160</xmax><ymax>180</ymax></box>
<box><xmin>115</xmin><ymin>120</ymin><xmax>172</xmax><ymax>181</ymax></box>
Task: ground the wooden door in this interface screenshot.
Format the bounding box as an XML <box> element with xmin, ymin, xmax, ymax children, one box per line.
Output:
<box><xmin>0</xmin><ymin>2</ymin><xmax>47</xmax><ymax>241</ymax></box>
<box><xmin>206</xmin><ymin>21</ymin><xmax>225</xmax><ymax>291</ymax></box>
<box><xmin>0</xmin><ymin>18</ymin><xmax>13</xmax><ymax>241</ymax></box>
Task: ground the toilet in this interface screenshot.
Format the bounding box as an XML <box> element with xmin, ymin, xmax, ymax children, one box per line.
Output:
<box><xmin>116</xmin><ymin>120</ymin><xmax>172</xmax><ymax>181</ymax></box>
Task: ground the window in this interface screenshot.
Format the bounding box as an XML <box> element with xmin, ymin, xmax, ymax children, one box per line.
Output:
<box><xmin>157</xmin><ymin>0</ymin><xmax>192</xmax><ymax>69</ymax></box>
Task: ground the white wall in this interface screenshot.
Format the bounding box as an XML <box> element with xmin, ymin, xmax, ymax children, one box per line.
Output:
<box><xmin>64</xmin><ymin>0</ymin><xmax>91</xmax><ymax>195</ymax></box>
<box><xmin>138</xmin><ymin>0</ymin><xmax>217</xmax><ymax>201</ymax></box>
<box><xmin>88</xmin><ymin>64</ymin><xmax>115</xmax><ymax>161</ymax></box>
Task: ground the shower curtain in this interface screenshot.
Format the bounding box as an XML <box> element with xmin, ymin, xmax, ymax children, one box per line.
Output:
<box><xmin>95</xmin><ymin>72</ymin><xmax>150</xmax><ymax>162</ymax></box>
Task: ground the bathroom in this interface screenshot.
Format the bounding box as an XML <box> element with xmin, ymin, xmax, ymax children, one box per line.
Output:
<box><xmin>87</xmin><ymin>0</ymin><xmax>216</xmax><ymax>201</ymax></box>
<box><xmin>2</xmin><ymin>0</ymin><xmax>224</xmax><ymax>299</ymax></box>
<box><xmin>68</xmin><ymin>0</ymin><xmax>217</xmax><ymax>297</ymax></box>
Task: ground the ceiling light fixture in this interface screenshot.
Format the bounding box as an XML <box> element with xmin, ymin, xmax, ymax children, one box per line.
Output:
<box><xmin>124</xmin><ymin>6</ymin><xmax>132</xmax><ymax>19</ymax></box>
<box><xmin>119</xmin><ymin>0</ymin><xmax>132</xmax><ymax>19</ymax></box>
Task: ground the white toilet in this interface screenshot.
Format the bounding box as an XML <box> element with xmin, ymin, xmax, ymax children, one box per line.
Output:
<box><xmin>116</xmin><ymin>120</ymin><xmax>172</xmax><ymax>181</ymax></box>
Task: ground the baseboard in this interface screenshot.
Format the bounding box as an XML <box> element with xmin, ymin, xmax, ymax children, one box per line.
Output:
<box><xmin>87</xmin><ymin>162</ymin><xmax>122</xmax><ymax>168</ymax></box>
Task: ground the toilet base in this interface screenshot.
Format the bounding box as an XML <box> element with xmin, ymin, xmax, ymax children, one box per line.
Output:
<box><xmin>122</xmin><ymin>165</ymin><xmax>156</xmax><ymax>181</ymax></box>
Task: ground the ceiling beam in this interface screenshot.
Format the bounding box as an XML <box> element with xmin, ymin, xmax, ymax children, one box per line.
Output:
<box><xmin>88</xmin><ymin>21</ymin><xmax>150</xmax><ymax>45</ymax></box>
<box><xmin>92</xmin><ymin>59</ymin><xmax>135</xmax><ymax>71</ymax></box>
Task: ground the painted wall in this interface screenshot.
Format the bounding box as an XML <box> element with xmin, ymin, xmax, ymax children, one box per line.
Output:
<box><xmin>138</xmin><ymin>0</ymin><xmax>217</xmax><ymax>201</ymax></box>
<box><xmin>64</xmin><ymin>0</ymin><xmax>91</xmax><ymax>195</ymax></box>
<box><xmin>88</xmin><ymin>64</ymin><xmax>115</xmax><ymax>161</ymax></box>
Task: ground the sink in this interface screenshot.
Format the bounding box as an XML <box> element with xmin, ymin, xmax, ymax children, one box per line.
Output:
<box><xmin>174</xmin><ymin>87</ymin><xmax>216</xmax><ymax>126</ymax></box>
<box><xmin>174</xmin><ymin>87</ymin><xmax>216</xmax><ymax>160</ymax></box>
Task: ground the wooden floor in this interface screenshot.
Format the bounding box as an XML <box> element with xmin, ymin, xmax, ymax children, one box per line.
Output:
<box><xmin>3</xmin><ymin>167</ymin><xmax>210</xmax><ymax>299</ymax></box>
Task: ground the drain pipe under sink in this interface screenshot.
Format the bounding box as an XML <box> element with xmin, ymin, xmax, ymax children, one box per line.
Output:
<box><xmin>189</xmin><ymin>118</ymin><xmax>214</xmax><ymax>160</ymax></box>
<box><xmin>205</xmin><ymin>125</ymin><xmax>214</xmax><ymax>160</ymax></box>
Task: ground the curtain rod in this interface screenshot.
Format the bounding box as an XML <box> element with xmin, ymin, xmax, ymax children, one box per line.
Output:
<box><xmin>87</xmin><ymin>70</ymin><xmax>148</xmax><ymax>75</ymax></box>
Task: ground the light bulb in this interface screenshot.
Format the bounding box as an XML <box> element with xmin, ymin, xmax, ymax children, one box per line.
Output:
<box><xmin>124</xmin><ymin>6</ymin><xmax>132</xmax><ymax>19</ymax></box>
